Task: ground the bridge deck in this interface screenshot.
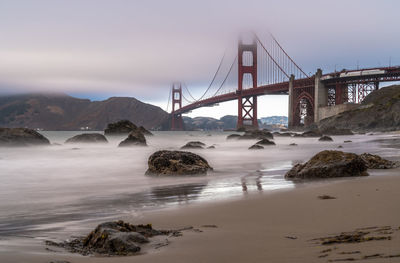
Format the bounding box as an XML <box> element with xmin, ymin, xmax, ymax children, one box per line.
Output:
<box><xmin>174</xmin><ymin>66</ymin><xmax>400</xmax><ymax>115</ymax></box>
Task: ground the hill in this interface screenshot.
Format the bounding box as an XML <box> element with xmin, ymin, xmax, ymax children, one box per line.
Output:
<box><xmin>183</xmin><ymin>115</ymin><xmax>288</xmax><ymax>131</ymax></box>
<box><xmin>318</xmin><ymin>85</ymin><xmax>400</xmax><ymax>132</ymax></box>
<box><xmin>0</xmin><ymin>93</ymin><xmax>169</xmax><ymax>130</ymax></box>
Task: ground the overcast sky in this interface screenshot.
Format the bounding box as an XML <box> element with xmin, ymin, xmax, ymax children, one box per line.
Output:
<box><xmin>0</xmin><ymin>0</ymin><xmax>399</xmax><ymax>118</ymax></box>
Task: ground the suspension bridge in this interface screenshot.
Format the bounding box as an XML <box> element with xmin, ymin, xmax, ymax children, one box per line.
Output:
<box><xmin>167</xmin><ymin>33</ymin><xmax>400</xmax><ymax>130</ymax></box>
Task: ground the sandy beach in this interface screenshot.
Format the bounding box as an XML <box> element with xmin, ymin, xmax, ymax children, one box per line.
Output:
<box><xmin>3</xmin><ymin>168</ymin><xmax>400</xmax><ymax>263</ymax></box>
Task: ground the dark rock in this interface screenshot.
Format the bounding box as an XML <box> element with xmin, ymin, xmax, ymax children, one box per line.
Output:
<box><xmin>181</xmin><ymin>141</ymin><xmax>205</xmax><ymax>149</ymax></box>
<box><xmin>338</xmin><ymin>145</ymin><xmax>343</xmax><ymax>148</ymax></box>
<box><xmin>105</xmin><ymin>120</ymin><xmax>137</xmax><ymax>135</ymax></box>
<box><xmin>248</xmin><ymin>144</ymin><xmax>264</xmax><ymax>150</ymax></box>
<box><xmin>318</xmin><ymin>195</ymin><xmax>336</xmax><ymax>200</ymax></box>
<box><xmin>302</xmin><ymin>129</ymin><xmax>322</xmax><ymax>137</ymax></box>
<box><xmin>360</xmin><ymin>153</ymin><xmax>398</xmax><ymax>169</ymax></box>
<box><xmin>319</xmin><ymin>135</ymin><xmax>333</xmax><ymax>142</ymax></box>
<box><xmin>139</xmin><ymin>126</ymin><xmax>153</xmax><ymax>136</ymax></box>
<box><xmin>344</xmin><ymin>140</ymin><xmax>352</xmax><ymax>143</ymax></box>
<box><xmin>207</xmin><ymin>145</ymin><xmax>216</xmax><ymax>149</ymax></box>
<box><xmin>46</xmin><ymin>220</ymin><xmax>173</xmax><ymax>256</ymax></box>
<box><xmin>289</xmin><ymin>143</ymin><xmax>297</xmax><ymax>146</ymax></box>
<box><xmin>285</xmin><ymin>150</ymin><xmax>368</xmax><ymax>179</ymax></box>
<box><xmin>118</xmin><ymin>130</ymin><xmax>147</xmax><ymax>147</ymax></box>
<box><xmin>227</xmin><ymin>134</ymin><xmax>241</xmax><ymax>140</ymax></box>
<box><xmin>0</xmin><ymin>128</ymin><xmax>50</xmax><ymax>146</ymax></box>
<box><xmin>321</xmin><ymin>127</ymin><xmax>354</xmax><ymax>135</ymax></box>
<box><xmin>65</xmin><ymin>133</ymin><xmax>108</xmax><ymax>144</ymax></box>
<box><xmin>146</xmin><ymin>150</ymin><xmax>212</xmax><ymax>175</ymax></box>
<box><xmin>255</xmin><ymin>139</ymin><xmax>276</xmax><ymax>145</ymax></box>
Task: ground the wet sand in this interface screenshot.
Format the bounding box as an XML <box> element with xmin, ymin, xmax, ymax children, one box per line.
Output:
<box><xmin>2</xmin><ymin>169</ymin><xmax>400</xmax><ymax>263</ymax></box>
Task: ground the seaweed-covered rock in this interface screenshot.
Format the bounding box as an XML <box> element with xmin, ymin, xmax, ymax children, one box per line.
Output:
<box><xmin>360</xmin><ymin>153</ymin><xmax>398</xmax><ymax>169</ymax></box>
<box><xmin>0</xmin><ymin>128</ymin><xmax>50</xmax><ymax>147</ymax></box>
<box><xmin>226</xmin><ymin>134</ymin><xmax>241</xmax><ymax>140</ymax></box>
<box><xmin>46</xmin><ymin>220</ymin><xmax>172</xmax><ymax>256</ymax></box>
<box><xmin>180</xmin><ymin>141</ymin><xmax>205</xmax><ymax>149</ymax></box>
<box><xmin>118</xmin><ymin>130</ymin><xmax>147</xmax><ymax>147</ymax></box>
<box><xmin>285</xmin><ymin>150</ymin><xmax>368</xmax><ymax>179</ymax></box>
<box><xmin>65</xmin><ymin>133</ymin><xmax>108</xmax><ymax>144</ymax></box>
<box><xmin>146</xmin><ymin>150</ymin><xmax>212</xmax><ymax>175</ymax></box>
<box><xmin>318</xmin><ymin>135</ymin><xmax>333</xmax><ymax>142</ymax></box>
<box><xmin>104</xmin><ymin>120</ymin><xmax>138</xmax><ymax>135</ymax></box>
<box><xmin>255</xmin><ymin>139</ymin><xmax>276</xmax><ymax>146</ymax></box>
<box><xmin>248</xmin><ymin>144</ymin><xmax>264</xmax><ymax>150</ymax></box>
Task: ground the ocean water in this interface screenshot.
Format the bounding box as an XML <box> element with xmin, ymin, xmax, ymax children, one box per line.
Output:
<box><xmin>0</xmin><ymin>131</ymin><xmax>399</xmax><ymax>243</ymax></box>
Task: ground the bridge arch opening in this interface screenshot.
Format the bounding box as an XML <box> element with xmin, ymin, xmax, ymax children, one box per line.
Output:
<box><xmin>242</xmin><ymin>51</ymin><xmax>253</xmax><ymax>67</ymax></box>
<box><xmin>293</xmin><ymin>94</ymin><xmax>314</xmax><ymax>127</ymax></box>
<box><xmin>242</xmin><ymin>73</ymin><xmax>255</xmax><ymax>89</ymax></box>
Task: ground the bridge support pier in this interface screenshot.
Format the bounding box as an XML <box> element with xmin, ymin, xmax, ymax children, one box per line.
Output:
<box><xmin>238</xmin><ymin>96</ymin><xmax>258</xmax><ymax>129</ymax></box>
<box><xmin>288</xmin><ymin>75</ymin><xmax>295</xmax><ymax>128</ymax></box>
<box><xmin>314</xmin><ymin>69</ymin><xmax>328</xmax><ymax>123</ymax></box>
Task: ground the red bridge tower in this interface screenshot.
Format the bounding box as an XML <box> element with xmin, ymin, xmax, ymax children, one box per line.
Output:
<box><xmin>171</xmin><ymin>83</ymin><xmax>184</xmax><ymax>130</ymax></box>
<box><xmin>237</xmin><ymin>37</ymin><xmax>258</xmax><ymax>129</ymax></box>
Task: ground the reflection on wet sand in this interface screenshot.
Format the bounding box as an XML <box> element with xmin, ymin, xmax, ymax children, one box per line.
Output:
<box><xmin>150</xmin><ymin>183</ymin><xmax>207</xmax><ymax>204</ymax></box>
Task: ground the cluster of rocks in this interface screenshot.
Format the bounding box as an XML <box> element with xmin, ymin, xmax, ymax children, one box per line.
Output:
<box><xmin>227</xmin><ymin>129</ymin><xmax>274</xmax><ymax>141</ymax></box>
<box><xmin>105</xmin><ymin>120</ymin><xmax>152</xmax><ymax>147</ymax></box>
<box><xmin>104</xmin><ymin>120</ymin><xmax>153</xmax><ymax>136</ymax></box>
<box><xmin>46</xmin><ymin>220</ymin><xmax>180</xmax><ymax>256</ymax></box>
<box><xmin>226</xmin><ymin>130</ymin><xmax>276</xmax><ymax>150</ymax></box>
<box><xmin>146</xmin><ymin>150</ymin><xmax>213</xmax><ymax>176</ymax></box>
<box><xmin>285</xmin><ymin>150</ymin><xmax>397</xmax><ymax>179</ymax></box>
<box><xmin>62</xmin><ymin>120</ymin><xmax>151</xmax><ymax>147</ymax></box>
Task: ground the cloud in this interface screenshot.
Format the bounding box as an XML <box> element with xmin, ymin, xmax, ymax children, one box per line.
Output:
<box><xmin>0</xmin><ymin>0</ymin><xmax>399</xmax><ymax>108</ymax></box>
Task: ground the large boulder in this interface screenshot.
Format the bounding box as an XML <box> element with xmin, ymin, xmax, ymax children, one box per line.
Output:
<box><xmin>65</xmin><ymin>133</ymin><xmax>108</xmax><ymax>144</ymax></box>
<box><xmin>285</xmin><ymin>150</ymin><xmax>368</xmax><ymax>179</ymax></box>
<box><xmin>146</xmin><ymin>150</ymin><xmax>212</xmax><ymax>175</ymax></box>
<box><xmin>181</xmin><ymin>141</ymin><xmax>205</xmax><ymax>149</ymax></box>
<box><xmin>360</xmin><ymin>153</ymin><xmax>398</xmax><ymax>169</ymax></box>
<box><xmin>46</xmin><ymin>220</ymin><xmax>170</xmax><ymax>256</ymax></box>
<box><xmin>118</xmin><ymin>130</ymin><xmax>147</xmax><ymax>147</ymax></box>
<box><xmin>0</xmin><ymin>128</ymin><xmax>50</xmax><ymax>146</ymax></box>
<box><xmin>104</xmin><ymin>120</ymin><xmax>138</xmax><ymax>135</ymax></box>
